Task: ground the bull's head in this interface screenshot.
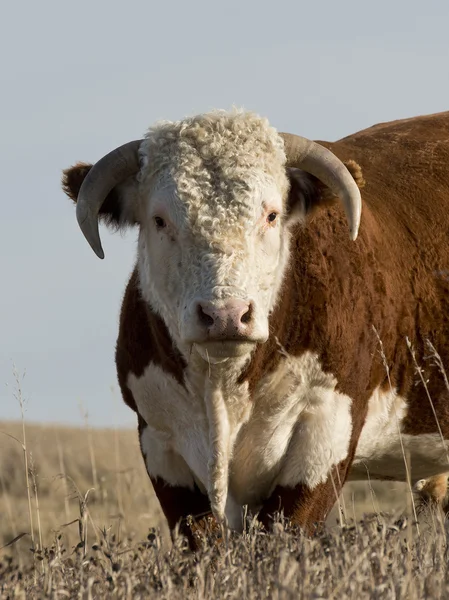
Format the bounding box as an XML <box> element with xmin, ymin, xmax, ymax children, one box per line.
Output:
<box><xmin>63</xmin><ymin>111</ymin><xmax>362</xmax><ymax>362</ymax></box>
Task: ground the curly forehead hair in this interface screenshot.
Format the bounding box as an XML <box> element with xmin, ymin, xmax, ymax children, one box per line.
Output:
<box><xmin>138</xmin><ymin>110</ymin><xmax>290</xmax><ymax>228</ymax></box>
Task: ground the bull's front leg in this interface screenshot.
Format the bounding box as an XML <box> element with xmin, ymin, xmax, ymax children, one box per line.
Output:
<box><xmin>258</xmin><ymin>389</ymin><xmax>367</xmax><ymax>535</ymax></box>
<box><xmin>138</xmin><ymin>418</ymin><xmax>216</xmax><ymax>550</ymax></box>
<box><xmin>258</xmin><ymin>461</ymin><xmax>352</xmax><ymax>535</ymax></box>
<box><xmin>150</xmin><ymin>477</ymin><xmax>215</xmax><ymax>550</ymax></box>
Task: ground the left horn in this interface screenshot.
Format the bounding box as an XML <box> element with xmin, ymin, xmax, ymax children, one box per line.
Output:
<box><xmin>76</xmin><ymin>140</ymin><xmax>143</xmax><ymax>259</ymax></box>
<box><xmin>279</xmin><ymin>133</ymin><xmax>362</xmax><ymax>240</ymax></box>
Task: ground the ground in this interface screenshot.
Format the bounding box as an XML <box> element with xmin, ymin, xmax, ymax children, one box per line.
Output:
<box><xmin>1</xmin><ymin>420</ymin><xmax>448</xmax><ymax>598</ymax></box>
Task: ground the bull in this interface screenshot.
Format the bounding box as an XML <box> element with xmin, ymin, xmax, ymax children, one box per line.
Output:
<box><xmin>63</xmin><ymin>109</ymin><xmax>449</xmax><ymax>548</ymax></box>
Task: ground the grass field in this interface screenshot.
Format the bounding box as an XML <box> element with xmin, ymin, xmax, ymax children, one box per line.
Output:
<box><xmin>1</xmin><ymin>419</ymin><xmax>448</xmax><ymax>598</ymax></box>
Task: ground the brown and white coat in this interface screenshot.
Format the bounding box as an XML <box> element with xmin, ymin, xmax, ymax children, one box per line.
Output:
<box><xmin>63</xmin><ymin>110</ymin><xmax>449</xmax><ymax>548</ymax></box>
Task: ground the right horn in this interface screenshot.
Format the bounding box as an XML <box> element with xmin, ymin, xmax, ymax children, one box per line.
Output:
<box><xmin>76</xmin><ymin>140</ymin><xmax>143</xmax><ymax>259</ymax></box>
<box><xmin>279</xmin><ymin>133</ymin><xmax>362</xmax><ymax>240</ymax></box>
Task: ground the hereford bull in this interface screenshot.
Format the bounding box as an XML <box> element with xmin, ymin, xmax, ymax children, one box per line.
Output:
<box><xmin>63</xmin><ymin>109</ymin><xmax>449</xmax><ymax>548</ymax></box>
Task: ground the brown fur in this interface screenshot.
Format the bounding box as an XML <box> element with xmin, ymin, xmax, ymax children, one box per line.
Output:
<box><xmin>241</xmin><ymin>113</ymin><xmax>449</xmax><ymax>530</ymax></box>
<box><xmin>259</xmin><ymin>467</ymin><xmax>347</xmax><ymax>535</ymax></box>
<box><xmin>115</xmin><ymin>271</ymin><xmax>186</xmax><ymax>403</ymax></box>
<box><xmin>62</xmin><ymin>163</ymin><xmax>127</xmax><ymax>229</ymax></box>
<box><xmin>317</xmin><ymin>158</ymin><xmax>366</xmax><ymax>206</ymax></box>
<box><xmin>63</xmin><ymin>111</ymin><xmax>449</xmax><ymax>545</ymax></box>
<box><xmin>415</xmin><ymin>473</ymin><xmax>449</xmax><ymax>515</ymax></box>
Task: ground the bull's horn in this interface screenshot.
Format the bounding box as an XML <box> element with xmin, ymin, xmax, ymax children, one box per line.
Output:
<box><xmin>76</xmin><ymin>140</ymin><xmax>143</xmax><ymax>259</ymax></box>
<box><xmin>279</xmin><ymin>133</ymin><xmax>362</xmax><ymax>240</ymax></box>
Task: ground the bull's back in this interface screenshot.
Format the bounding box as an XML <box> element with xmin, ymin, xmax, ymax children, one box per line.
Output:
<box><xmin>324</xmin><ymin>111</ymin><xmax>449</xmax><ymax>435</ymax></box>
<box><xmin>333</xmin><ymin>110</ymin><xmax>449</xmax><ymax>246</ymax></box>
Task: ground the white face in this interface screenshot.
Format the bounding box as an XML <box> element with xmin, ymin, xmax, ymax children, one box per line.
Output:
<box><xmin>132</xmin><ymin>111</ymin><xmax>292</xmax><ymax>362</ymax></box>
<box><xmin>136</xmin><ymin>168</ymin><xmax>291</xmax><ymax>361</ymax></box>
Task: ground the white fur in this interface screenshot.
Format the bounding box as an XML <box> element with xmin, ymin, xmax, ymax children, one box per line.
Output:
<box><xmin>231</xmin><ymin>352</ymin><xmax>353</xmax><ymax>502</ymax></box>
<box><xmin>133</xmin><ymin>110</ymin><xmax>292</xmax><ymax>362</ymax></box>
<box><xmin>204</xmin><ymin>379</ymin><xmax>230</xmax><ymax>522</ymax></box>
<box><xmin>134</xmin><ymin>362</ymin><xmax>449</xmax><ymax>528</ymax></box>
<box><xmin>128</xmin><ymin>362</ymin><xmax>211</xmax><ymax>490</ymax></box>
<box><xmin>350</xmin><ymin>387</ymin><xmax>449</xmax><ymax>482</ymax></box>
<box><xmin>139</xmin><ymin>424</ymin><xmax>195</xmax><ymax>489</ymax></box>
<box><xmin>127</xmin><ymin>351</ymin><xmax>354</xmax><ymax>527</ymax></box>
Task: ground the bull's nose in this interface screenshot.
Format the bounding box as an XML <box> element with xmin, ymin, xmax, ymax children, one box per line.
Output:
<box><xmin>196</xmin><ymin>299</ymin><xmax>254</xmax><ymax>339</ymax></box>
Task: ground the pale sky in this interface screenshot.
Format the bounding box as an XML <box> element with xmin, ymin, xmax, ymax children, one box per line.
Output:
<box><xmin>1</xmin><ymin>0</ymin><xmax>449</xmax><ymax>427</ymax></box>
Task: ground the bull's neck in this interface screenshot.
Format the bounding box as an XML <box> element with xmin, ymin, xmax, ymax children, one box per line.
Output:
<box><xmin>138</xmin><ymin>261</ymin><xmax>297</xmax><ymax>395</ymax></box>
<box><xmin>237</xmin><ymin>268</ymin><xmax>300</xmax><ymax>395</ymax></box>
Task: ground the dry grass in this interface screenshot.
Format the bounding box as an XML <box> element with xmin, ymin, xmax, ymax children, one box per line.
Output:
<box><xmin>1</xmin><ymin>419</ymin><xmax>447</xmax><ymax>598</ymax></box>
<box><xmin>0</xmin><ymin>420</ymin><xmax>168</xmax><ymax>560</ymax></box>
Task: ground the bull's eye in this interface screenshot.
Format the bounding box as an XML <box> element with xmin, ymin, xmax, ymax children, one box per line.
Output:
<box><xmin>154</xmin><ymin>216</ymin><xmax>166</xmax><ymax>229</ymax></box>
<box><xmin>267</xmin><ymin>212</ymin><xmax>278</xmax><ymax>224</ymax></box>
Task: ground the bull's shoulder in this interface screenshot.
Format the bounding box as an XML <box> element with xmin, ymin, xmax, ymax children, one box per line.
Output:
<box><xmin>115</xmin><ymin>268</ymin><xmax>186</xmax><ymax>414</ymax></box>
<box><xmin>337</xmin><ymin>111</ymin><xmax>449</xmax><ymax>146</ymax></box>
<box><xmin>322</xmin><ymin>111</ymin><xmax>449</xmax><ymax>193</ymax></box>
<box><xmin>315</xmin><ymin>113</ymin><xmax>449</xmax><ymax>259</ymax></box>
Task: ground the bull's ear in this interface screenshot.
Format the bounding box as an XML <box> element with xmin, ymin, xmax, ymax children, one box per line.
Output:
<box><xmin>286</xmin><ymin>159</ymin><xmax>364</xmax><ymax>226</ymax></box>
<box><xmin>62</xmin><ymin>162</ymin><xmax>140</xmax><ymax>230</ymax></box>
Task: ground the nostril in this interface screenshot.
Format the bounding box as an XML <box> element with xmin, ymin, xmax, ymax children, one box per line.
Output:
<box><xmin>240</xmin><ymin>303</ymin><xmax>253</xmax><ymax>325</ymax></box>
<box><xmin>197</xmin><ymin>304</ymin><xmax>214</xmax><ymax>327</ymax></box>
